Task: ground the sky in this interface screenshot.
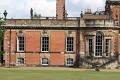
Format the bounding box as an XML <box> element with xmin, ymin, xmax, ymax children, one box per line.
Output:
<box><xmin>0</xmin><ymin>0</ymin><xmax>106</xmax><ymax>19</ymax></box>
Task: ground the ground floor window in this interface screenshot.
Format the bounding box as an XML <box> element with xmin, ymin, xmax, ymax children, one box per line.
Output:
<box><xmin>41</xmin><ymin>58</ymin><xmax>48</xmax><ymax>65</ymax></box>
<box><xmin>17</xmin><ymin>58</ymin><xmax>24</xmax><ymax>64</ymax></box>
<box><xmin>88</xmin><ymin>32</ymin><xmax>112</xmax><ymax>57</ymax></box>
<box><xmin>66</xmin><ymin>37</ymin><xmax>74</xmax><ymax>52</ymax></box>
<box><xmin>17</xmin><ymin>36</ymin><xmax>24</xmax><ymax>52</ymax></box>
<box><xmin>105</xmin><ymin>39</ymin><xmax>111</xmax><ymax>56</ymax></box>
<box><xmin>66</xmin><ymin>58</ymin><xmax>74</xmax><ymax>66</ymax></box>
<box><xmin>89</xmin><ymin>39</ymin><xmax>93</xmax><ymax>55</ymax></box>
<box><xmin>41</xmin><ymin>37</ymin><xmax>49</xmax><ymax>52</ymax></box>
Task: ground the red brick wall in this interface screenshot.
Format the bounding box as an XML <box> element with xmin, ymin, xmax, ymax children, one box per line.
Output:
<box><xmin>50</xmin><ymin>31</ymin><xmax>66</xmax><ymax>52</ymax></box>
<box><xmin>50</xmin><ymin>53</ymin><xmax>65</xmax><ymax>66</ymax></box>
<box><xmin>11</xmin><ymin>31</ymin><xmax>17</xmax><ymax>53</ymax></box>
<box><xmin>111</xmin><ymin>6</ymin><xmax>120</xmax><ymax>21</ymax></box>
<box><xmin>25</xmin><ymin>31</ymin><xmax>40</xmax><ymax>52</ymax></box>
<box><xmin>25</xmin><ymin>53</ymin><xmax>40</xmax><ymax>65</ymax></box>
<box><xmin>10</xmin><ymin>54</ymin><xmax>16</xmax><ymax>64</ymax></box>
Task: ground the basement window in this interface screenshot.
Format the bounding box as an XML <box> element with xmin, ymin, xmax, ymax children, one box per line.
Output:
<box><xmin>17</xmin><ymin>58</ymin><xmax>24</xmax><ymax>64</ymax></box>
<box><xmin>41</xmin><ymin>58</ymin><xmax>48</xmax><ymax>65</ymax></box>
<box><xmin>66</xmin><ymin>58</ymin><xmax>74</xmax><ymax>66</ymax></box>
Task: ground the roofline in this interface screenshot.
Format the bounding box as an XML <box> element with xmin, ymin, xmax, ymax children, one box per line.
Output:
<box><xmin>0</xmin><ymin>25</ymin><xmax>119</xmax><ymax>30</ymax></box>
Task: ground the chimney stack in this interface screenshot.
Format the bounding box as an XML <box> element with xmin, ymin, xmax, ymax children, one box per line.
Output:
<box><xmin>56</xmin><ymin>0</ymin><xmax>65</xmax><ymax>20</ymax></box>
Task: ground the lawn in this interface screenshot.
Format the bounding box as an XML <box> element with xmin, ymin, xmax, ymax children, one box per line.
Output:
<box><xmin>0</xmin><ymin>68</ymin><xmax>120</xmax><ymax>80</ymax></box>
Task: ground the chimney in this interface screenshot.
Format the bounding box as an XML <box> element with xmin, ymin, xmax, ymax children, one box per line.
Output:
<box><xmin>56</xmin><ymin>0</ymin><xmax>65</xmax><ymax>20</ymax></box>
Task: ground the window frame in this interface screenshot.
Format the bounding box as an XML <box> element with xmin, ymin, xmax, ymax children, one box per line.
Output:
<box><xmin>66</xmin><ymin>58</ymin><xmax>74</xmax><ymax>66</ymax></box>
<box><xmin>105</xmin><ymin>39</ymin><xmax>111</xmax><ymax>57</ymax></box>
<box><xmin>41</xmin><ymin>58</ymin><xmax>49</xmax><ymax>66</ymax></box>
<box><xmin>88</xmin><ymin>38</ymin><xmax>94</xmax><ymax>56</ymax></box>
<box><xmin>41</xmin><ymin>37</ymin><xmax>49</xmax><ymax>52</ymax></box>
<box><xmin>66</xmin><ymin>37</ymin><xmax>74</xmax><ymax>52</ymax></box>
<box><xmin>95</xmin><ymin>32</ymin><xmax>103</xmax><ymax>57</ymax></box>
<box><xmin>17</xmin><ymin>36</ymin><xmax>25</xmax><ymax>52</ymax></box>
<box><xmin>17</xmin><ymin>57</ymin><xmax>24</xmax><ymax>64</ymax></box>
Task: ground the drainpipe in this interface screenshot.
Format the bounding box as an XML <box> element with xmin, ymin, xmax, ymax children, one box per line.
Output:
<box><xmin>74</xmin><ymin>17</ymin><xmax>80</xmax><ymax>68</ymax></box>
<box><xmin>9</xmin><ymin>29</ymin><xmax>11</xmax><ymax>67</ymax></box>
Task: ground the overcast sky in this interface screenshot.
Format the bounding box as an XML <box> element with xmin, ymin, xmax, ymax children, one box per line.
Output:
<box><xmin>0</xmin><ymin>0</ymin><xmax>106</xmax><ymax>19</ymax></box>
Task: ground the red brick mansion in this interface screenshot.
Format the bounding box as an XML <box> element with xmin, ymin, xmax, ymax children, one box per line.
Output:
<box><xmin>0</xmin><ymin>0</ymin><xmax>120</xmax><ymax>69</ymax></box>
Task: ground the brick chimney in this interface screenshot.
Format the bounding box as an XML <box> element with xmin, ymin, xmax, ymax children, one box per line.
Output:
<box><xmin>56</xmin><ymin>0</ymin><xmax>65</xmax><ymax>20</ymax></box>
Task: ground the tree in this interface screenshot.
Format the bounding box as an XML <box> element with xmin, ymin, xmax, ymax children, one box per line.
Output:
<box><xmin>0</xmin><ymin>18</ymin><xmax>5</xmax><ymax>65</ymax></box>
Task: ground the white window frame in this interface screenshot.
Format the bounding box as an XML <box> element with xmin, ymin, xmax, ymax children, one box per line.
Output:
<box><xmin>66</xmin><ymin>37</ymin><xmax>74</xmax><ymax>52</ymax></box>
<box><xmin>66</xmin><ymin>58</ymin><xmax>74</xmax><ymax>66</ymax></box>
<box><xmin>95</xmin><ymin>32</ymin><xmax>103</xmax><ymax>57</ymax></box>
<box><xmin>17</xmin><ymin>36</ymin><xmax>24</xmax><ymax>52</ymax></box>
<box><xmin>41</xmin><ymin>37</ymin><xmax>49</xmax><ymax>52</ymax></box>
<box><xmin>41</xmin><ymin>58</ymin><xmax>49</xmax><ymax>66</ymax></box>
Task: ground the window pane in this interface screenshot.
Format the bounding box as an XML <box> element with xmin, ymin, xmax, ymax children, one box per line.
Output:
<box><xmin>17</xmin><ymin>58</ymin><xmax>24</xmax><ymax>64</ymax></box>
<box><xmin>95</xmin><ymin>32</ymin><xmax>103</xmax><ymax>56</ymax></box>
<box><xmin>42</xmin><ymin>58</ymin><xmax>48</xmax><ymax>65</ymax></box>
<box><xmin>66</xmin><ymin>58</ymin><xmax>73</xmax><ymax>66</ymax></box>
<box><xmin>17</xmin><ymin>36</ymin><xmax>24</xmax><ymax>52</ymax></box>
<box><xmin>89</xmin><ymin>39</ymin><xmax>93</xmax><ymax>54</ymax></box>
<box><xmin>105</xmin><ymin>39</ymin><xmax>111</xmax><ymax>56</ymax></box>
<box><xmin>42</xmin><ymin>37</ymin><xmax>49</xmax><ymax>52</ymax></box>
<box><xmin>66</xmin><ymin>37</ymin><xmax>74</xmax><ymax>52</ymax></box>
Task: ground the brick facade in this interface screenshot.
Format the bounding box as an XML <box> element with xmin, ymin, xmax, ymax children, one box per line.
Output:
<box><xmin>1</xmin><ymin>0</ymin><xmax>120</xmax><ymax>68</ymax></box>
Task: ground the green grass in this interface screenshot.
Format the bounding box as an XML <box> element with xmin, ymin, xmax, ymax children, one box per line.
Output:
<box><xmin>0</xmin><ymin>69</ymin><xmax>120</xmax><ymax>80</ymax></box>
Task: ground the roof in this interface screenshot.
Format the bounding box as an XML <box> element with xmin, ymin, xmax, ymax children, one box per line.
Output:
<box><xmin>82</xmin><ymin>15</ymin><xmax>110</xmax><ymax>20</ymax></box>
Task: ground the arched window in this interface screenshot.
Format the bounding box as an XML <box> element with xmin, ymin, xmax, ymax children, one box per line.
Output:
<box><xmin>95</xmin><ymin>32</ymin><xmax>103</xmax><ymax>56</ymax></box>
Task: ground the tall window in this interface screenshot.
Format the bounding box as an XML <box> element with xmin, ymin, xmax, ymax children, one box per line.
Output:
<box><xmin>105</xmin><ymin>39</ymin><xmax>111</xmax><ymax>56</ymax></box>
<box><xmin>66</xmin><ymin>37</ymin><xmax>74</xmax><ymax>52</ymax></box>
<box><xmin>41</xmin><ymin>37</ymin><xmax>49</xmax><ymax>52</ymax></box>
<box><xmin>89</xmin><ymin>39</ymin><xmax>93</xmax><ymax>55</ymax></box>
<box><xmin>95</xmin><ymin>32</ymin><xmax>103</xmax><ymax>56</ymax></box>
<box><xmin>17</xmin><ymin>36</ymin><xmax>24</xmax><ymax>52</ymax></box>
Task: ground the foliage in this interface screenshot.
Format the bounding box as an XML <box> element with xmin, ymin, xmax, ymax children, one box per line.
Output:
<box><xmin>0</xmin><ymin>19</ymin><xmax>5</xmax><ymax>56</ymax></box>
<box><xmin>0</xmin><ymin>18</ymin><xmax>5</xmax><ymax>25</ymax></box>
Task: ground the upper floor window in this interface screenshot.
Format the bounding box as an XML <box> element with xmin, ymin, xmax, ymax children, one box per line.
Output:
<box><xmin>66</xmin><ymin>37</ymin><xmax>74</xmax><ymax>52</ymax></box>
<box><xmin>41</xmin><ymin>37</ymin><xmax>49</xmax><ymax>52</ymax></box>
<box><xmin>17</xmin><ymin>36</ymin><xmax>24</xmax><ymax>52</ymax></box>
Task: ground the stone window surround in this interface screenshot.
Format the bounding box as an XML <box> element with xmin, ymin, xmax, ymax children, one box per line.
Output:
<box><xmin>86</xmin><ymin>32</ymin><xmax>112</xmax><ymax>57</ymax></box>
